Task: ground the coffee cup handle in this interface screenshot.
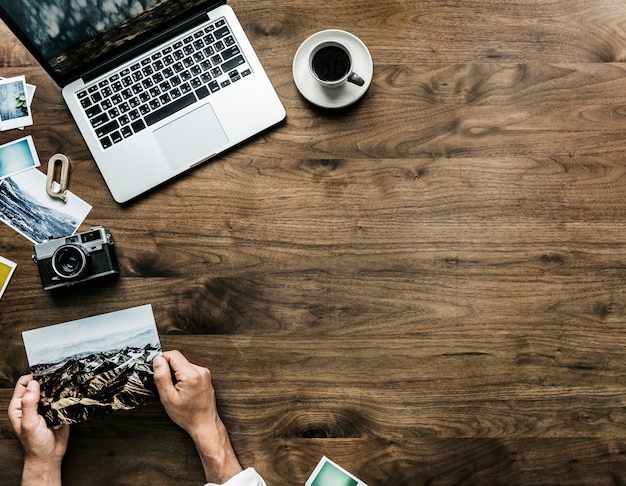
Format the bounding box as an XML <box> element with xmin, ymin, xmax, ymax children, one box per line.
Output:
<box><xmin>347</xmin><ymin>72</ymin><xmax>365</xmax><ymax>87</ymax></box>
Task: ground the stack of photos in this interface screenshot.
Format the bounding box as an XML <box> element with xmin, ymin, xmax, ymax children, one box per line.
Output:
<box><xmin>22</xmin><ymin>304</ymin><xmax>162</xmax><ymax>426</ymax></box>
<box><xmin>0</xmin><ymin>136</ymin><xmax>92</xmax><ymax>243</ymax></box>
<box><xmin>0</xmin><ymin>76</ymin><xmax>34</xmax><ymax>131</ymax></box>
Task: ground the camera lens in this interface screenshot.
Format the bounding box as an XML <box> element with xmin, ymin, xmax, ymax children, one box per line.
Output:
<box><xmin>52</xmin><ymin>245</ymin><xmax>89</xmax><ymax>279</ymax></box>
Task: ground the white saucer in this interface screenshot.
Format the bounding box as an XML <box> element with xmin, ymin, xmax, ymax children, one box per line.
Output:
<box><xmin>293</xmin><ymin>29</ymin><xmax>373</xmax><ymax>109</ymax></box>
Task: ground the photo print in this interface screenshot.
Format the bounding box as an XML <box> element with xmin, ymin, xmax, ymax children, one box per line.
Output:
<box><xmin>0</xmin><ymin>168</ymin><xmax>91</xmax><ymax>243</ymax></box>
<box><xmin>22</xmin><ymin>304</ymin><xmax>162</xmax><ymax>426</ymax></box>
<box><xmin>0</xmin><ymin>76</ymin><xmax>35</xmax><ymax>131</ymax></box>
<box><xmin>0</xmin><ymin>75</ymin><xmax>33</xmax><ymax>130</ymax></box>
<box><xmin>306</xmin><ymin>456</ymin><xmax>368</xmax><ymax>486</ymax></box>
<box><xmin>0</xmin><ymin>255</ymin><xmax>17</xmax><ymax>299</ymax></box>
<box><xmin>0</xmin><ymin>136</ymin><xmax>40</xmax><ymax>180</ymax></box>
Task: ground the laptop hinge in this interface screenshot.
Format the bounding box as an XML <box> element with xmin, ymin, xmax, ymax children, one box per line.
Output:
<box><xmin>82</xmin><ymin>8</ymin><xmax>221</xmax><ymax>84</ymax></box>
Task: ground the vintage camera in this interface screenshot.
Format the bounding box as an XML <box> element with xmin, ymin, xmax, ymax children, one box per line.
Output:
<box><xmin>33</xmin><ymin>226</ymin><xmax>119</xmax><ymax>291</ymax></box>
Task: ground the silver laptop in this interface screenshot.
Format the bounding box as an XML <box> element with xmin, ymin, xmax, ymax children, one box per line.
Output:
<box><xmin>0</xmin><ymin>1</ymin><xmax>286</xmax><ymax>203</ymax></box>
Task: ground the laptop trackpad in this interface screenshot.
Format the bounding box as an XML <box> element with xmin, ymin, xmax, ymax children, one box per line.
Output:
<box><xmin>154</xmin><ymin>103</ymin><xmax>229</xmax><ymax>170</ymax></box>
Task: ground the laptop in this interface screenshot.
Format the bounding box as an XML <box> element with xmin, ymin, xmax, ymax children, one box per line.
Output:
<box><xmin>0</xmin><ymin>0</ymin><xmax>286</xmax><ymax>203</ymax></box>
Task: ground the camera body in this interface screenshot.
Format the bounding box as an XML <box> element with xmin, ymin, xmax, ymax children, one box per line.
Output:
<box><xmin>33</xmin><ymin>226</ymin><xmax>119</xmax><ymax>291</ymax></box>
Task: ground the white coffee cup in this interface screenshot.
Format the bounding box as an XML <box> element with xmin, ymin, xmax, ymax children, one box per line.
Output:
<box><xmin>309</xmin><ymin>40</ymin><xmax>365</xmax><ymax>88</ymax></box>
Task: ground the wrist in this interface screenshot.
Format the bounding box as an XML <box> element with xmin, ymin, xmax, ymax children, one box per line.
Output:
<box><xmin>190</xmin><ymin>422</ymin><xmax>243</xmax><ymax>483</ymax></box>
<box><xmin>22</xmin><ymin>457</ymin><xmax>63</xmax><ymax>486</ymax></box>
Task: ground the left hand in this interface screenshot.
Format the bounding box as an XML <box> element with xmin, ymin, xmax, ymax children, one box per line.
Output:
<box><xmin>8</xmin><ymin>375</ymin><xmax>69</xmax><ymax>464</ymax></box>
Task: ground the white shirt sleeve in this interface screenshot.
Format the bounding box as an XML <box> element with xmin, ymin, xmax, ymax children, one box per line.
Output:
<box><xmin>204</xmin><ymin>467</ymin><xmax>266</xmax><ymax>486</ymax></box>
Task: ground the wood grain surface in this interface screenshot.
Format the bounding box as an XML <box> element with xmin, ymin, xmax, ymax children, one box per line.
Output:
<box><xmin>3</xmin><ymin>0</ymin><xmax>626</xmax><ymax>484</ymax></box>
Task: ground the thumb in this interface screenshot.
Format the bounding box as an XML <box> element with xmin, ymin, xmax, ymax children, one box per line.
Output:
<box><xmin>153</xmin><ymin>355</ymin><xmax>174</xmax><ymax>396</ymax></box>
<box><xmin>21</xmin><ymin>380</ymin><xmax>41</xmax><ymax>429</ymax></box>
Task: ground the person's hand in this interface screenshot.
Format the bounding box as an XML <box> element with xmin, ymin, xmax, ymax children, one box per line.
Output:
<box><xmin>153</xmin><ymin>350</ymin><xmax>243</xmax><ymax>483</ymax></box>
<box><xmin>8</xmin><ymin>375</ymin><xmax>69</xmax><ymax>486</ymax></box>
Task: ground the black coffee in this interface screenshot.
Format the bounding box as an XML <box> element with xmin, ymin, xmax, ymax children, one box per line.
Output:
<box><xmin>312</xmin><ymin>45</ymin><xmax>350</xmax><ymax>82</ymax></box>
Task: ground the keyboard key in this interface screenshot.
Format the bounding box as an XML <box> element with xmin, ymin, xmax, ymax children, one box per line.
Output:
<box><xmin>111</xmin><ymin>131</ymin><xmax>122</xmax><ymax>144</ymax></box>
<box><xmin>222</xmin><ymin>46</ymin><xmax>240</xmax><ymax>59</ymax></box>
<box><xmin>90</xmin><ymin>112</ymin><xmax>109</xmax><ymax>128</ymax></box>
<box><xmin>221</xmin><ymin>55</ymin><xmax>245</xmax><ymax>72</ymax></box>
<box><xmin>95</xmin><ymin>120</ymin><xmax>119</xmax><ymax>138</ymax></box>
<box><xmin>215</xmin><ymin>26</ymin><xmax>229</xmax><ymax>39</ymax></box>
<box><xmin>131</xmin><ymin>119</ymin><xmax>146</xmax><ymax>133</ymax></box>
<box><xmin>100</xmin><ymin>136</ymin><xmax>113</xmax><ymax>149</ymax></box>
<box><xmin>85</xmin><ymin>105</ymin><xmax>101</xmax><ymax>118</ymax></box>
<box><xmin>145</xmin><ymin>92</ymin><xmax>196</xmax><ymax>126</ymax></box>
<box><xmin>195</xmin><ymin>86</ymin><xmax>210</xmax><ymax>99</ymax></box>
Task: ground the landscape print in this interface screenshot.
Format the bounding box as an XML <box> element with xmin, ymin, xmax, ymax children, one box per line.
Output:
<box><xmin>22</xmin><ymin>305</ymin><xmax>161</xmax><ymax>426</ymax></box>
<box><xmin>0</xmin><ymin>168</ymin><xmax>91</xmax><ymax>243</ymax></box>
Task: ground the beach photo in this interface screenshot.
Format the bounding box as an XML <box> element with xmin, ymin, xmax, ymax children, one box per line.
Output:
<box><xmin>0</xmin><ymin>136</ymin><xmax>40</xmax><ymax>180</ymax></box>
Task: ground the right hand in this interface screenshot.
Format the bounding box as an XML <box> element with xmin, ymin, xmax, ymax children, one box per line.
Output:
<box><xmin>152</xmin><ymin>350</ymin><xmax>220</xmax><ymax>435</ymax></box>
<box><xmin>152</xmin><ymin>350</ymin><xmax>243</xmax><ymax>483</ymax></box>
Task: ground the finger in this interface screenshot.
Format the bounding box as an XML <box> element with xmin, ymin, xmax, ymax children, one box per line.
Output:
<box><xmin>162</xmin><ymin>350</ymin><xmax>189</xmax><ymax>370</ymax></box>
<box><xmin>20</xmin><ymin>380</ymin><xmax>42</xmax><ymax>430</ymax></box>
<box><xmin>153</xmin><ymin>355</ymin><xmax>173</xmax><ymax>387</ymax></box>
<box><xmin>153</xmin><ymin>355</ymin><xmax>178</xmax><ymax>402</ymax></box>
<box><xmin>162</xmin><ymin>350</ymin><xmax>193</xmax><ymax>381</ymax></box>
<box><xmin>10</xmin><ymin>374</ymin><xmax>34</xmax><ymax>402</ymax></box>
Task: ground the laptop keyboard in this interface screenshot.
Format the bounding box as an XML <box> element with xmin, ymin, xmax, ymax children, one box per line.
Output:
<box><xmin>76</xmin><ymin>18</ymin><xmax>251</xmax><ymax>150</ymax></box>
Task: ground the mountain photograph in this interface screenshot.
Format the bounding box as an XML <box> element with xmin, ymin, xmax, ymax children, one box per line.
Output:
<box><xmin>32</xmin><ymin>342</ymin><xmax>161</xmax><ymax>426</ymax></box>
<box><xmin>22</xmin><ymin>305</ymin><xmax>162</xmax><ymax>426</ymax></box>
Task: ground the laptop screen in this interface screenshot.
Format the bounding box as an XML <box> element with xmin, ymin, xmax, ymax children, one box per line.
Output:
<box><xmin>0</xmin><ymin>0</ymin><xmax>221</xmax><ymax>85</ymax></box>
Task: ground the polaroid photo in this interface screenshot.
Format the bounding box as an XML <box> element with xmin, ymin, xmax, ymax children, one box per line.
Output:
<box><xmin>22</xmin><ymin>304</ymin><xmax>162</xmax><ymax>426</ymax></box>
<box><xmin>0</xmin><ymin>255</ymin><xmax>17</xmax><ymax>299</ymax></box>
<box><xmin>306</xmin><ymin>456</ymin><xmax>368</xmax><ymax>486</ymax></box>
<box><xmin>0</xmin><ymin>76</ymin><xmax>35</xmax><ymax>104</ymax></box>
<box><xmin>0</xmin><ymin>76</ymin><xmax>35</xmax><ymax>130</ymax></box>
<box><xmin>0</xmin><ymin>168</ymin><xmax>91</xmax><ymax>244</ymax></box>
<box><xmin>0</xmin><ymin>136</ymin><xmax>40</xmax><ymax>180</ymax></box>
<box><xmin>0</xmin><ymin>76</ymin><xmax>33</xmax><ymax>131</ymax></box>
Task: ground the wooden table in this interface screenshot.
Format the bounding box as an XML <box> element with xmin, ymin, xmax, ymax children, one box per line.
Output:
<box><xmin>3</xmin><ymin>0</ymin><xmax>626</xmax><ymax>484</ymax></box>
